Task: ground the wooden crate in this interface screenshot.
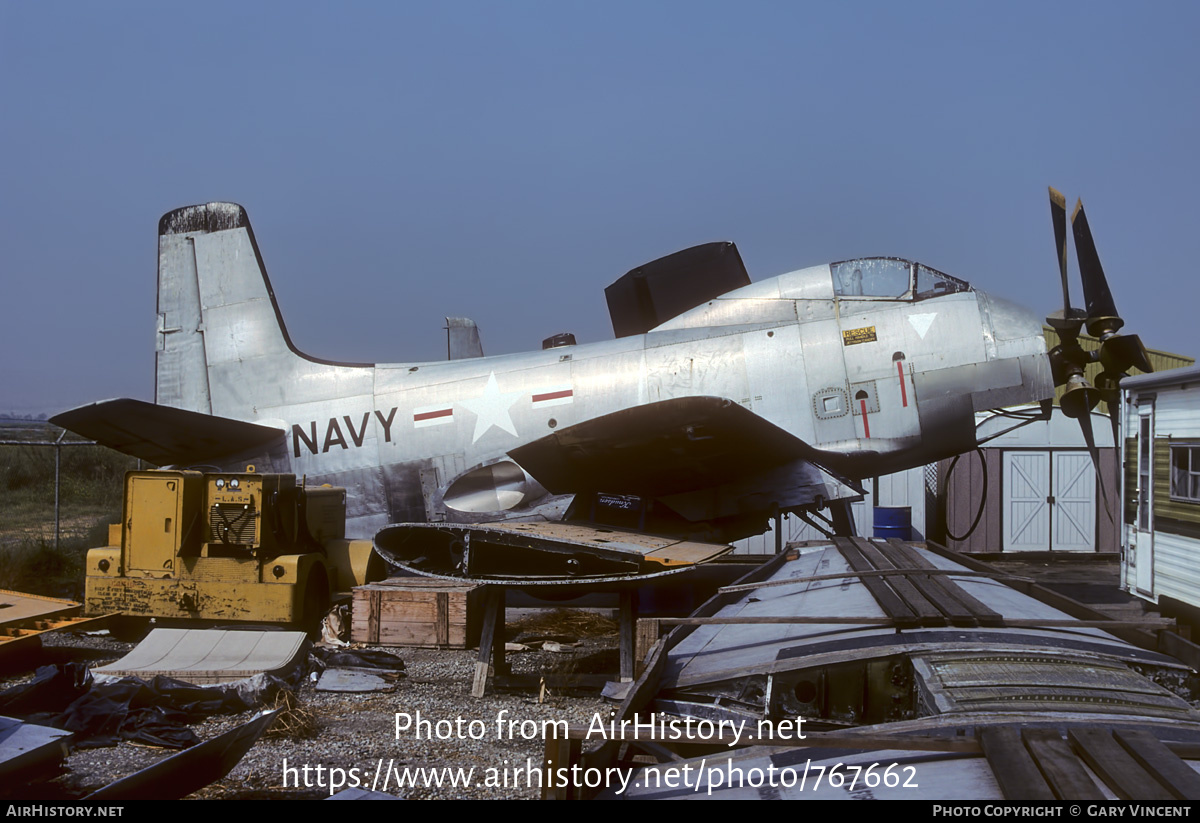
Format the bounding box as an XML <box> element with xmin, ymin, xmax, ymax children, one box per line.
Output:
<box><xmin>352</xmin><ymin>578</ymin><xmax>482</xmax><ymax>648</ymax></box>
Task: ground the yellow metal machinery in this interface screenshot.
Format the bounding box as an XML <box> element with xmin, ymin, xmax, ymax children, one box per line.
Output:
<box><xmin>85</xmin><ymin>469</ymin><xmax>385</xmax><ymax>629</ymax></box>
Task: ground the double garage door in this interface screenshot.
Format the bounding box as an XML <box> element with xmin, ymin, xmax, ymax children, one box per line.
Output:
<box><xmin>1002</xmin><ymin>451</ymin><xmax>1096</xmax><ymax>552</ymax></box>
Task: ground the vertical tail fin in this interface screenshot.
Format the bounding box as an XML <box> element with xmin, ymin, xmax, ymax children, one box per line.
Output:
<box><xmin>155</xmin><ymin>203</ymin><xmax>371</xmax><ymax>420</ymax></box>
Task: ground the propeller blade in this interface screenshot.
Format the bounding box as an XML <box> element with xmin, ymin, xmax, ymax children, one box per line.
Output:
<box><xmin>1102</xmin><ymin>333</ymin><xmax>1154</xmax><ymax>375</ymax></box>
<box><xmin>1094</xmin><ymin>371</ymin><xmax>1122</xmax><ymax>445</ymax></box>
<box><xmin>1070</xmin><ymin>198</ymin><xmax>1120</xmax><ymax>323</ymax></box>
<box><xmin>1049</xmin><ymin>187</ymin><xmax>1071</xmax><ymax>314</ymax></box>
<box><xmin>1076</xmin><ymin>410</ymin><xmax>1115</xmax><ymax>526</ymax></box>
<box><xmin>1078</xmin><ymin>404</ymin><xmax>1096</xmax><ymax>451</ymax></box>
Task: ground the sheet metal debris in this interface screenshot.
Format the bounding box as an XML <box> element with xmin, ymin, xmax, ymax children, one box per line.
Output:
<box><xmin>559</xmin><ymin>539</ymin><xmax>1200</xmax><ymax>800</ymax></box>
<box><xmin>0</xmin><ymin>589</ymin><xmax>114</xmax><ymax>655</ymax></box>
<box><xmin>315</xmin><ymin>669</ymin><xmax>396</xmax><ymax>693</ymax></box>
<box><xmin>0</xmin><ymin>716</ymin><xmax>72</xmax><ymax>785</ymax></box>
<box><xmin>94</xmin><ymin>628</ymin><xmax>309</xmax><ymax>684</ymax></box>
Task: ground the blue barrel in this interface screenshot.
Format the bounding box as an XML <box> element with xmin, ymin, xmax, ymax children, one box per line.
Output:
<box><xmin>873</xmin><ymin>506</ymin><xmax>912</xmax><ymax>541</ymax></box>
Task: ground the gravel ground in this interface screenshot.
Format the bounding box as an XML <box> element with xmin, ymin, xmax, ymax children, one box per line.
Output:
<box><xmin>1</xmin><ymin>615</ymin><xmax>618</xmax><ymax>800</ymax></box>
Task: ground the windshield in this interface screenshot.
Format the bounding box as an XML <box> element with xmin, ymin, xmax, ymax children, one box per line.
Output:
<box><xmin>914</xmin><ymin>264</ymin><xmax>971</xmax><ymax>300</ymax></box>
<box><xmin>831</xmin><ymin>258</ymin><xmax>971</xmax><ymax>301</ymax></box>
<box><xmin>832</xmin><ymin>259</ymin><xmax>912</xmax><ymax>298</ymax></box>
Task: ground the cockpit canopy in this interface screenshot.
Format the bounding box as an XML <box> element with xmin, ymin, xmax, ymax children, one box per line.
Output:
<box><xmin>831</xmin><ymin>258</ymin><xmax>971</xmax><ymax>302</ymax></box>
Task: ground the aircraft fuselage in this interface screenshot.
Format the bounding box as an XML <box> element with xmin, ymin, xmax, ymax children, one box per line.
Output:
<box><xmin>146</xmin><ymin>209</ymin><xmax>1049</xmax><ymax>538</ymax></box>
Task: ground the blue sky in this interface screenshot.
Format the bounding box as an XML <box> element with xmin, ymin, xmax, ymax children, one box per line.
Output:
<box><xmin>2</xmin><ymin>2</ymin><xmax>1197</xmax><ymax>414</ymax></box>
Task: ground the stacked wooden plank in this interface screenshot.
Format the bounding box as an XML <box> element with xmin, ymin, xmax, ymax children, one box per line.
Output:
<box><xmin>981</xmin><ymin>726</ymin><xmax>1200</xmax><ymax>800</ymax></box>
<box><xmin>834</xmin><ymin>537</ymin><xmax>1004</xmax><ymax>627</ymax></box>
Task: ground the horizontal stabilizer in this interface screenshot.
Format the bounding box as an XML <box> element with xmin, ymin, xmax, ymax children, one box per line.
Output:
<box><xmin>51</xmin><ymin>398</ymin><xmax>284</xmax><ymax>466</ymax></box>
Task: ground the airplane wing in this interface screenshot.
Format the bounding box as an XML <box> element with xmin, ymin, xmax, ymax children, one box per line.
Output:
<box><xmin>508</xmin><ymin>395</ymin><xmax>851</xmax><ymax>499</ymax></box>
<box><xmin>50</xmin><ymin>398</ymin><xmax>285</xmax><ymax>466</ymax></box>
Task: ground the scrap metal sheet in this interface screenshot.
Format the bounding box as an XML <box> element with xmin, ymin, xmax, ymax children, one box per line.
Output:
<box><xmin>94</xmin><ymin>629</ymin><xmax>309</xmax><ymax>684</ymax></box>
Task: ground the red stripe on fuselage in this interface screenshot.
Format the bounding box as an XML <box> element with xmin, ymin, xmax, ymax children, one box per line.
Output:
<box><xmin>413</xmin><ymin>408</ymin><xmax>453</xmax><ymax>422</ymax></box>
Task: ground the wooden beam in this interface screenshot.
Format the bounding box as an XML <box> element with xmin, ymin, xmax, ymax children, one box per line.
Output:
<box><xmin>852</xmin><ymin>537</ymin><xmax>944</xmax><ymax>624</ymax></box>
<box><xmin>980</xmin><ymin>726</ymin><xmax>1056</xmax><ymax>801</ymax></box>
<box><xmin>1114</xmin><ymin>728</ymin><xmax>1200</xmax><ymax>800</ymax></box>
<box><xmin>1069</xmin><ymin>727</ymin><xmax>1174</xmax><ymax>801</ymax></box>
<box><xmin>834</xmin><ymin>537</ymin><xmax>918</xmax><ymax>627</ymax></box>
<box><xmin>619</xmin><ymin>590</ymin><xmax>637</xmax><ymax>682</ymax></box>
<box><xmin>1022</xmin><ymin>728</ymin><xmax>1105</xmax><ymax>800</ymax></box>
<box><xmin>471</xmin><ymin>586</ymin><xmax>505</xmax><ymax>698</ymax></box>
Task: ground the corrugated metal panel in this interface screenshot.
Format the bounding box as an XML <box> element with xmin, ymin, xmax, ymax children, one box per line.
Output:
<box><xmin>1043</xmin><ymin>327</ymin><xmax>1194</xmax><ymax>415</ymax></box>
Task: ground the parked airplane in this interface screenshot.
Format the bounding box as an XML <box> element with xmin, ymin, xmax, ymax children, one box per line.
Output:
<box><xmin>53</xmin><ymin>192</ymin><xmax>1138</xmax><ymax>583</ymax></box>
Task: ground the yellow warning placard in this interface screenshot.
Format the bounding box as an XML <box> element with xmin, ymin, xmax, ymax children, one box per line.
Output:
<box><xmin>842</xmin><ymin>325</ymin><xmax>877</xmax><ymax>346</ymax></box>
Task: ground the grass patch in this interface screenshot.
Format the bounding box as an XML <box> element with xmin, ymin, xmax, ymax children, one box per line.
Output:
<box><xmin>0</xmin><ymin>422</ymin><xmax>135</xmax><ymax>598</ymax></box>
<box><xmin>0</xmin><ymin>520</ymin><xmax>116</xmax><ymax>599</ymax></box>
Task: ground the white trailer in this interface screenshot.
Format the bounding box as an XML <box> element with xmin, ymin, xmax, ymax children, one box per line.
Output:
<box><xmin>1121</xmin><ymin>365</ymin><xmax>1200</xmax><ymax>615</ymax></box>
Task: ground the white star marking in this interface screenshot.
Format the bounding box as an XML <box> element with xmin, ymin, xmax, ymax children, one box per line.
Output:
<box><xmin>908</xmin><ymin>313</ymin><xmax>937</xmax><ymax>339</ymax></box>
<box><xmin>461</xmin><ymin>372</ymin><xmax>523</xmax><ymax>443</ymax></box>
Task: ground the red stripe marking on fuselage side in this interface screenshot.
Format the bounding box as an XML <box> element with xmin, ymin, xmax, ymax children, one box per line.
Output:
<box><xmin>413</xmin><ymin>408</ymin><xmax>453</xmax><ymax>422</ymax></box>
<box><xmin>532</xmin><ymin>389</ymin><xmax>573</xmax><ymax>403</ymax></box>
<box><xmin>897</xmin><ymin>360</ymin><xmax>908</xmax><ymax>407</ymax></box>
<box><xmin>861</xmin><ymin>399</ymin><xmax>871</xmax><ymax>439</ymax></box>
